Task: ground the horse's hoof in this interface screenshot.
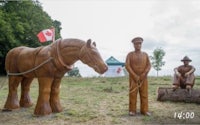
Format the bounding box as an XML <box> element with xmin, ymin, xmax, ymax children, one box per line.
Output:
<box><xmin>20</xmin><ymin>102</ymin><xmax>33</xmax><ymax>108</ymax></box>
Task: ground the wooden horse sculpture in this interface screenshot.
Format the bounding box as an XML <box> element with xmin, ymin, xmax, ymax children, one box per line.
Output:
<box><xmin>3</xmin><ymin>38</ymin><xmax>108</xmax><ymax>116</ymax></box>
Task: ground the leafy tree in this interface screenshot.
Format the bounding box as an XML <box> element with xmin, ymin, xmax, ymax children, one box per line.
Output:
<box><xmin>0</xmin><ymin>0</ymin><xmax>62</xmax><ymax>75</ymax></box>
<box><xmin>150</xmin><ymin>48</ymin><xmax>165</xmax><ymax>77</ymax></box>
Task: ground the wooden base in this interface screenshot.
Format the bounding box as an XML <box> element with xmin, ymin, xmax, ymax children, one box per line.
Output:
<box><xmin>157</xmin><ymin>87</ymin><xmax>200</xmax><ymax>104</ymax></box>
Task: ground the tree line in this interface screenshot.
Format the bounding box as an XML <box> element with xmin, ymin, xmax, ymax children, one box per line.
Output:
<box><xmin>0</xmin><ymin>0</ymin><xmax>62</xmax><ymax>75</ymax></box>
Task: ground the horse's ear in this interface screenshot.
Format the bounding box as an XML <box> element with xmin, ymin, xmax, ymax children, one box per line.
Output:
<box><xmin>86</xmin><ymin>39</ymin><xmax>92</xmax><ymax>48</ymax></box>
<box><xmin>93</xmin><ymin>42</ymin><xmax>96</xmax><ymax>47</ymax></box>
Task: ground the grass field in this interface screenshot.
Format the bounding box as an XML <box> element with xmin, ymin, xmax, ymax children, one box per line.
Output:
<box><xmin>0</xmin><ymin>76</ymin><xmax>200</xmax><ymax>125</ymax></box>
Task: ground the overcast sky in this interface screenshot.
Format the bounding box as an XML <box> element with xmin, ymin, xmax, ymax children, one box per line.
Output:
<box><xmin>40</xmin><ymin>0</ymin><xmax>200</xmax><ymax>77</ymax></box>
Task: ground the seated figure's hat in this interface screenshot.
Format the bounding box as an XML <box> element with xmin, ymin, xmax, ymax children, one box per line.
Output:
<box><xmin>181</xmin><ymin>56</ymin><xmax>192</xmax><ymax>62</ymax></box>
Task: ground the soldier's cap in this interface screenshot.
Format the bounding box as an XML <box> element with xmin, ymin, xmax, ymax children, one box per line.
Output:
<box><xmin>131</xmin><ymin>37</ymin><xmax>143</xmax><ymax>44</ymax></box>
<box><xmin>181</xmin><ymin>56</ymin><xmax>192</xmax><ymax>62</ymax></box>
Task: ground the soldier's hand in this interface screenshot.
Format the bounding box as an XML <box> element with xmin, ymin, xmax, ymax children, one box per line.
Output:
<box><xmin>177</xmin><ymin>72</ymin><xmax>181</xmax><ymax>77</ymax></box>
<box><xmin>140</xmin><ymin>73</ymin><xmax>146</xmax><ymax>81</ymax></box>
<box><xmin>185</xmin><ymin>72</ymin><xmax>190</xmax><ymax>77</ymax></box>
<box><xmin>135</xmin><ymin>75</ymin><xmax>140</xmax><ymax>82</ymax></box>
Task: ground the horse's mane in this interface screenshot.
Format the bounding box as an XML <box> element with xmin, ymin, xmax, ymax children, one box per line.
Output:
<box><xmin>58</xmin><ymin>38</ymin><xmax>86</xmax><ymax>49</ymax></box>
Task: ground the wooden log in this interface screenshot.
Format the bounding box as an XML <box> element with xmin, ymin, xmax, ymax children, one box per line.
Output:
<box><xmin>157</xmin><ymin>87</ymin><xmax>200</xmax><ymax>104</ymax></box>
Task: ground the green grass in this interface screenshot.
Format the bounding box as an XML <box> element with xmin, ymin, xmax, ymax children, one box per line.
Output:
<box><xmin>0</xmin><ymin>76</ymin><xmax>200</xmax><ymax>125</ymax></box>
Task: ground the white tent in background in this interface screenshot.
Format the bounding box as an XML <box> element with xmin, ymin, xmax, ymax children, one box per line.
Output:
<box><xmin>104</xmin><ymin>56</ymin><xmax>125</xmax><ymax>77</ymax></box>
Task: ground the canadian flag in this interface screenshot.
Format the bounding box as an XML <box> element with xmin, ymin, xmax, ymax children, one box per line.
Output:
<box><xmin>37</xmin><ymin>28</ymin><xmax>55</xmax><ymax>43</ymax></box>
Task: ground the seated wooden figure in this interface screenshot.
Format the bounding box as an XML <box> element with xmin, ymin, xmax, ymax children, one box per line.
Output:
<box><xmin>172</xmin><ymin>56</ymin><xmax>195</xmax><ymax>90</ymax></box>
<box><xmin>157</xmin><ymin>56</ymin><xmax>199</xmax><ymax>103</ymax></box>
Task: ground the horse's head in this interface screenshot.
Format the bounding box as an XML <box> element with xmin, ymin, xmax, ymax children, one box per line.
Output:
<box><xmin>79</xmin><ymin>39</ymin><xmax>108</xmax><ymax>74</ymax></box>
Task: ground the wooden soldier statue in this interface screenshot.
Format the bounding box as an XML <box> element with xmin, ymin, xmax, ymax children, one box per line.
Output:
<box><xmin>125</xmin><ymin>37</ymin><xmax>151</xmax><ymax>116</ymax></box>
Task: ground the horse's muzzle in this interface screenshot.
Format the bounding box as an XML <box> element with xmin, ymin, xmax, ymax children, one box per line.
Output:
<box><xmin>99</xmin><ymin>65</ymin><xmax>108</xmax><ymax>74</ymax></box>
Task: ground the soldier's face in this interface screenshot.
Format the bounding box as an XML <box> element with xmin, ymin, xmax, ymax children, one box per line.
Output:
<box><xmin>183</xmin><ymin>61</ymin><xmax>189</xmax><ymax>66</ymax></box>
<box><xmin>134</xmin><ymin>42</ymin><xmax>142</xmax><ymax>51</ymax></box>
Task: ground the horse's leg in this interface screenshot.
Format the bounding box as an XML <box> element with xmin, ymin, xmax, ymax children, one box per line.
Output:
<box><xmin>34</xmin><ymin>77</ymin><xmax>53</xmax><ymax>116</ymax></box>
<box><xmin>50</xmin><ymin>78</ymin><xmax>63</xmax><ymax>113</ymax></box>
<box><xmin>20</xmin><ymin>77</ymin><xmax>34</xmax><ymax>107</ymax></box>
<box><xmin>4</xmin><ymin>76</ymin><xmax>22</xmax><ymax>110</ymax></box>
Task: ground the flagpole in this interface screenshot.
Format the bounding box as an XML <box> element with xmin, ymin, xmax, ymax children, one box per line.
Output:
<box><xmin>51</xmin><ymin>26</ymin><xmax>55</xmax><ymax>42</ymax></box>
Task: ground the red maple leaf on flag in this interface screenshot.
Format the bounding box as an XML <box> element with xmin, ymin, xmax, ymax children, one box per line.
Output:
<box><xmin>45</xmin><ymin>30</ymin><xmax>52</xmax><ymax>36</ymax></box>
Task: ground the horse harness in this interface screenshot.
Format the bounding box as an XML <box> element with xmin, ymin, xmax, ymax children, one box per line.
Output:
<box><xmin>7</xmin><ymin>39</ymin><xmax>72</xmax><ymax>76</ymax></box>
